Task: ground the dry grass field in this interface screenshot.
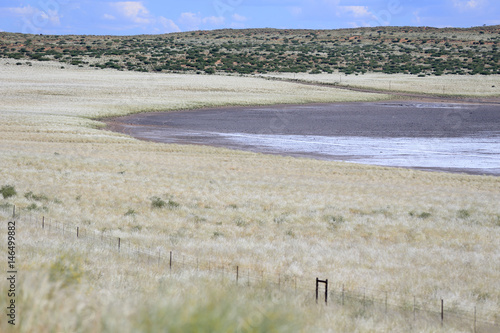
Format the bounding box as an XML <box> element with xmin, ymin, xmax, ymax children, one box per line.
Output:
<box><xmin>260</xmin><ymin>72</ymin><xmax>500</xmax><ymax>98</ymax></box>
<box><xmin>1</xmin><ymin>59</ymin><xmax>499</xmax><ymax>332</ymax></box>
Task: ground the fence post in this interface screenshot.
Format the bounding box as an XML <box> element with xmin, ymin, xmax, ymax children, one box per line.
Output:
<box><xmin>316</xmin><ymin>278</ymin><xmax>328</xmax><ymax>304</ymax></box>
<box><xmin>42</xmin><ymin>216</ymin><xmax>45</xmax><ymax>229</ymax></box>
<box><xmin>316</xmin><ymin>278</ymin><xmax>319</xmax><ymax>304</ymax></box>
<box><xmin>236</xmin><ymin>266</ymin><xmax>239</xmax><ymax>283</ymax></box>
<box><xmin>441</xmin><ymin>299</ymin><xmax>444</xmax><ymax>326</ymax></box>
<box><xmin>474</xmin><ymin>306</ymin><xmax>476</xmax><ymax>333</ymax></box>
<box><xmin>325</xmin><ymin>279</ymin><xmax>328</xmax><ymax>305</ymax></box>
<box><xmin>169</xmin><ymin>251</ymin><xmax>172</xmax><ymax>271</ymax></box>
<box><xmin>118</xmin><ymin>238</ymin><xmax>121</xmax><ymax>252</ymax></box>
<box><xmin>413</xmin><ymin>296</ymin><xmax>416</xmax><ymax>321</ymax></box>
<box><xmin>77</xmin><ymin>227</ymin><xmax>79</xmax><ymax>238</ymax></box>
<box><xmin>12</xmin><ymin>205</ymin><xmax>15</xmax><ymax>218</ymax></box>
<box><xmin>385</xmin><ymin>292</ymin><xmax>387</xmax><ymax>314</ymax></box>
<box><xmin>342</xmin><ymin>284</ymin><xmax>345</xmax><ymax>306</ymax></box>
<box><xmin>363</xmin><ymin>288</ymin><xmax>366</xmax><ymax>310</ymax></box>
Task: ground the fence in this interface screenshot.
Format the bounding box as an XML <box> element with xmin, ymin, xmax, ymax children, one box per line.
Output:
<box><xmin>2</xmin><ymin>206</ymin><xmax>499</xmax><ymax>332</ymax></box>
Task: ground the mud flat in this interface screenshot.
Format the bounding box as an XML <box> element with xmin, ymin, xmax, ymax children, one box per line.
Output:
<box><xmin>106</xmin><ymin>101</ymin><xmax>500</xmax><ymax>176</ymax></box>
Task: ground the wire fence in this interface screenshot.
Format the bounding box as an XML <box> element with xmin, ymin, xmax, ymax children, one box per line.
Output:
<box><xmin>2</xmin><ymin>206</ymin><xmax>499</xmax><ymax>332</ymax></box>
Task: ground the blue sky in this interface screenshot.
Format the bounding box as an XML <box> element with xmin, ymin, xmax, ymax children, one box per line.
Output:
<box><xmin>0</xmin><ymin>0</ymin><xmax>499</xmax><ymax>35</ymax></box>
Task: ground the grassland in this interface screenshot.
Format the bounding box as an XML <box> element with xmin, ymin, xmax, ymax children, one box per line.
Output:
<box><xmin>261</xmin><ymin>72</ymin><xmax>500</xmax><ymax>98</ymax></box>
<box><xmin>1</xmin><ymin>57</ymin><xmax>499</xmax><ymax>332</ymax></box>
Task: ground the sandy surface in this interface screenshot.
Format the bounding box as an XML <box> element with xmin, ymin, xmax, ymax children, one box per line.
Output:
<box><xmin>106</xmin><ymin>101</ymin><xmax>500</xmax><ymax>175</ymax></box>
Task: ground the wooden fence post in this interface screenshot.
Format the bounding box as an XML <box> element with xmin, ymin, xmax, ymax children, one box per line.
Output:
<box><xmin>77</xmin><ymin>227</ymin><xmax>79</xmax><ymax>238</ymax></box>
<box><xmin>441</xmin><ymin>299</ymin><xmax>444</xmax><ymax>326</ymax></box>
<box><xmin>169</xmin><ymin>251</ymin><xmax>172</xmax><ymax>271</ymax></box>
<box><xmin>474</xmin><ymin>306</ymin><xmax>476</xmax><ymax>333</ymax></box>
<box><xmin>118</xmin><ymin>238</ymin><xmax>121</xmax><ymax>251</ymax></box>
<box><xmin>236</xmin><ymin>266</ymin><xmax>239</xmax><ymax>283</ymax></box>
<box><xmin>413</xmin><ymin>296</ymin><xmax>416</xmax><ymax>321</ymax></box>
<box><xmin>385</xmin><ymin>291</ymin><xmax>388</xmax><ymax>314</ymax></box>
<box><xmin>316</xmin><ymin>278</ymin><xmax>319</xmax><ymax>304</ymax></box>
<box><xmin>316</xmin><ymin>278</ymin><xmax>328</xmax><ymax>304</ymax></box>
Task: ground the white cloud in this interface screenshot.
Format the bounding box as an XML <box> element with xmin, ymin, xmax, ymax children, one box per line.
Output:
<box><xmin>453</xmin><ymin>0</ymin><xmax>487</xmax><ymax>11</ymax></box>
<box><xmin>3</xmin><ymin>5</ymin><xmax>37</xmax><ymax>16</ymax></box>
<box><xmin>107</xmin><ymin>1</ymin><xmax>179</xmax><ymax>33</ymax></box>
<box><xmin>339</xmin><ymin>6</ymin><xmax>375</xmax><ymax>19</ymax></box>
<box><xmin>204</xmin><ymin>16</ymin><xmax>225</xmax><ymax>25</ymax></box>
<box><xmin>1</xmin><ymin>5</ymin><xmax>61</xmax><ymax>26</ymax></box>
<box><xmin>103</xmin><ymin>14</ymin><xmax>116</xmax><ymax>20</ymax></box>
<box><xmin>179</xmin><ymin>12</ymin><xmax>225</xmax><ymax>30</ymax></box>
<box><xmin>158</xmin><ymin>17</ymin><xmax>180</xmax><ymax>33</ymax></box>
<box><xmin>413</xmin><ymin>10</ymin><xmax>421</xmax><ymax>24</ymax></box>
<box><xmin>232</xmin><ymin>13</ymin><xmax>247</xmax><ymax>22</ymax></box>
<box><xmin>110</xmin><ymin>1</ymin><xmax>151</xmax><ymax>24</ymax></box>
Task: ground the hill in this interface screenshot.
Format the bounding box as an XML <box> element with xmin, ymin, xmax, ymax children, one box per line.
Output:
<box><xmin>1</xmin><ymin>25</ymin><xmax>499</xmax><ymax>76</ymax></box>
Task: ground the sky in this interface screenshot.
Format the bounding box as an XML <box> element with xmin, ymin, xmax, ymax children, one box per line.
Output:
<box><xmin>0</xmin><ymin>0</ymin><xmax>499</xmax><ymax>35</ymax></box>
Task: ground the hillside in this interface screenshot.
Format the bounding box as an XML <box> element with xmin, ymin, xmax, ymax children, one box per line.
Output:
<box><xmin>1</xmin><ymin>26</ymin><xmax>499</xmax><ymax>76</ymax></box>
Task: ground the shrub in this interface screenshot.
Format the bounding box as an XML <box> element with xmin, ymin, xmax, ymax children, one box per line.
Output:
<box><xmin>409</xmin><ymin>211</ymin><xmax>431</xmax><ymax>219</ymax></box>
<box><xmin>151</xmin><ymin>196</ymin><xmax>180</xmax><ymax>209</ymax></box>
<box><xmin>0</xmin><ymin>185</ymin><xmax>17</xmax><ymax>199</ymax></box>
<box><xmin>124</xmin><ymin>208</ymin><xmax>136</xmax><ymax>216</ymax></box>
<box><xmin>151</xmin><ymin>196</ymin><xmax>166</xmax><ymax>209</ymax></box>
<box><xmin>457</xmin><ymin>209</ymin><xmax>471</xmax><ymax>219</ymax></box>
<box><xmin>323</xmin><ymin>215</ymin><xmax>345</xmax><ymax>230</ymax></box>
<box><xmin>24</xmin><ymin>191</ymin><xmax>49</xmax><ymax>202</ymax></box>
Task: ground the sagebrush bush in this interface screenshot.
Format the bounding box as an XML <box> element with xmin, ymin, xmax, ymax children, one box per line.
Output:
<box><xmin>0</xmin><ymin>185</ymin><xmax>16</xmax><ymax>199</ymax></box>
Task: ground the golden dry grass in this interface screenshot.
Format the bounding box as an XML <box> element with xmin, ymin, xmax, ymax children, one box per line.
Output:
<box><xmin>1</xmin><ymin>59</ymin><xmax>499</xmax><ymax>332</ymax></box>
<box><xmin>260</xmin><ymin>72</ymin><xmax>500</xmax><ymax>97</ymax></box>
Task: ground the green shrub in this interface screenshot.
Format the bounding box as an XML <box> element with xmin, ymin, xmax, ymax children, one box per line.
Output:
<box><xmin>418</xmin><ymin>212</ymin><xmax>432</xmax><ymax>219</ymax></box>
<box><xmin>167</xmin><ymin>199</ymin><xmax>180</xmax><ymax>209</ymax></box>
<box><xmin>151</xmin><ymin>196</ymin><xmax>180</xmax><ymax>209</ymax></box>
<box><xmin>151</xmin><ymin>196</ymin><xmax>167</xmax><ymax>209</ymax></box>
<box><xmin>24</xmin><ymin>191</ymin><xmax>49</xmax><ymax>202</ymax></box>
<box><xmin>234</xmin><ymin>218</ymin><xmax>247</xmax><ymax>227</ymax></box>
<box><xmin>124</xmin><ymin>208</ymin><xmax>136</xmax><ymax>216</ymax></box>
<box><xmin>323</xmin><ymin>215</ymin><xmax>345</xmax><ymax>230</ymax></box>
<box><xmin>409</xmin><ymin>211</ymin><xmax>431</xmax><ymax>219</ymax></box>
<box><xmin>457</xmin><ymin>209</ymin><xmax>471</xmax><ymax>219</ymax></box>
<box><xmin>0</xmin><ymin>185</ymin><xmax>16</xmax><ymax>199</ymax></box>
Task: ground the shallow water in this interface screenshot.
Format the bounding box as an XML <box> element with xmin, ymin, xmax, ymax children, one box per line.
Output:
<box><xmin>107</xmin><ymin>102</ymin><xmax>500</xmax><ymax>176</ymax></box>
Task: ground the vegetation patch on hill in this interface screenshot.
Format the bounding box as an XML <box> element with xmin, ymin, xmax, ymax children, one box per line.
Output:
<box><xmin>1</xmin><ymin>25</ymin><xmax>499</xmax><ymax>76</ymax></box>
